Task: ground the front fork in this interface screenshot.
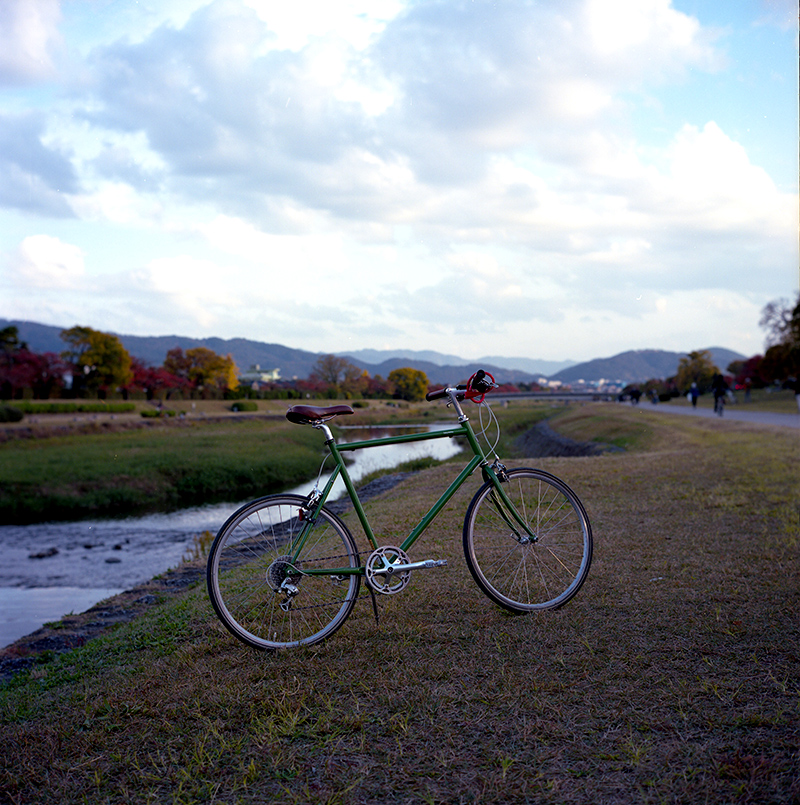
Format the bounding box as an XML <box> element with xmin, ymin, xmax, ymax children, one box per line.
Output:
<box><xmin>483</xmin><ymin>460</ymin><xmax>537</xmax><ymax>545</ymax></box>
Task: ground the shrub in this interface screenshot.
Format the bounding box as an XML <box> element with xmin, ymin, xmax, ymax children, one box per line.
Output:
<box><xmin>141</xmin><ymin>408</ymin><xmax>177</xmax><ymax>418</ymax></box>
<box><xmin>231</xmin><ymin>401</ymin><xmax>258</xmax><ymax>412</ymax></box>
<box><xmin>11</xmin><ymin>402</ymin><xmax>136</xmax><ymax>414</ymax></box>
<box><xmin>0</xmin><ymin>405</ymin><xmax>24</xmax><ymax>423</ymax></box>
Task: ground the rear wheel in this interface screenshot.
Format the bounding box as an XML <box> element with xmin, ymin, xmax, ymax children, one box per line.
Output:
<box><xmin>207</xmin><ymin>495</ymin><xmax>361</xmax><ymax>649</ymax></box>
<box><xmin>463</xmin><ymin>469</ymin><xmax>592</xmax><ymax>612</ymax></box>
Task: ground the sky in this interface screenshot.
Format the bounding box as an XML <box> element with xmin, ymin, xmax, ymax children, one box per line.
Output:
<box><xmin>0</xmin><ymin>0</ymin><xmax>797</xmax><ymax>363</ymax></box>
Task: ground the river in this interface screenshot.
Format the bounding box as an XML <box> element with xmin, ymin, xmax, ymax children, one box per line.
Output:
<box><xmin>0</xmin><ymin>425</ymin><xmax>462</xmax><ymax>647</ymax></box>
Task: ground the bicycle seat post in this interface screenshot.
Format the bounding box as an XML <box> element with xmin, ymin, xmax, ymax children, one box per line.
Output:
<box><xmin>314</xmin><ymin>422</ymin><xmax>335</xmax><ymax>443</ymax></box>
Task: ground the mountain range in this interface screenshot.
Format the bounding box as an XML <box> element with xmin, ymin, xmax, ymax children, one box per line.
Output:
<box><xmin>549</xmin><ymin>347</ymin><xmax>745</xmax><ymax>384</ymax></box>
<box><xmin>1</xmin><ymin>319</ymin><xmax>746</xmax><ymax>385</ymax></box>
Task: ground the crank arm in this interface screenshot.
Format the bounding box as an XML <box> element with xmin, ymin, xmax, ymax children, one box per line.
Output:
<box><xmin>371</xmin><ymin>559</ymin><xmax>448</xmax><ymax>575</ymax></box>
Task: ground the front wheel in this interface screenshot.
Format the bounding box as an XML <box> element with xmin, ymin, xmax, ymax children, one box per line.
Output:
<box><xmin>207</xmin><ymin>495</ymin><xmax>361</xmax><ymax>649</ymax></box>
<box><xmin>463</xmin><ymin>468</ymin><xmax>592</xmax><ymax>612</ymax></box>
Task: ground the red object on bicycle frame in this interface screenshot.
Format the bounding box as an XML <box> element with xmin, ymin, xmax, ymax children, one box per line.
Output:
<box><xmin>464</xmin><ymin>370</ymin><xmax>496</xmax><ymax>403</ymax></box>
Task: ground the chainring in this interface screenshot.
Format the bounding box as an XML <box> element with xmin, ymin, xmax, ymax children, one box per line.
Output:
<box><xmin>365</xmin><ymin>545</ymin><xmax>411</xmax><ymax>595</ymax></box>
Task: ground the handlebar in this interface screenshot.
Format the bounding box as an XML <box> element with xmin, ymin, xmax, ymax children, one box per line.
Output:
<box><xmin>425</xmin><ymin>370</ymin><xmax>497</xmax><ymax>403</ymax></box>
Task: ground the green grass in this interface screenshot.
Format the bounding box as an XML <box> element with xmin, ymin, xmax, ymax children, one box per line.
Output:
<box><xmin>0</xmin><ymin>419</ymin><xmax>328</xmax><ymax>523</ymax></box>
<box><xmin>667</xmin><ymin>386</ymin><xmax>798</xmax><ymax>414</ymax></box>
<box><xmin>1</xmin><ymin>405</ymin><xmax>798</xmax><ymax>803</ymax></box>
<box><xmin>0</xmin><ymin>399</ymin><xmax>555</xmax><ymax>523</ymax></box>
<box><xmin>541</xmin><ymin>405</ymin><xmax>658</xmax><ymax>452</ymax></box>
<box><xmin>6</xmin><ymin>401</ymin><xmax>137</xmax><ymax>414</ymax></box>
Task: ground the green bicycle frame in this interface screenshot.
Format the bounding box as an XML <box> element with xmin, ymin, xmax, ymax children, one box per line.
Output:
<box><xmin>290</xmin><ymin>413</ymin><xmax>536</xmax><ymax>575</ymax></box>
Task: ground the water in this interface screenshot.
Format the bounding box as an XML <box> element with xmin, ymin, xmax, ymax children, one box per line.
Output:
<box><xmin>0</xmin><ymin>425</ymin><xmax>462</xmax><ymax>647</ymax></box>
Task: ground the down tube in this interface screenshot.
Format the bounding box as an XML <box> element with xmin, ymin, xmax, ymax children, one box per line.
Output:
<box><xmin>399</xmin><ymin>454</ymin><xmax>485</xmax><ymax>552</ymax></box>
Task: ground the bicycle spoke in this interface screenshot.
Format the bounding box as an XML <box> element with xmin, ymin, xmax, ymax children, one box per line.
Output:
<box><xmin>464</xmin><ymin>469</ymin><xmax>592</xmax><ymax>611</ymax></box>
<box><xmin>208</xmin><ymin>495</ymin><xmax>360</xmax><ymax>649</ymax></box>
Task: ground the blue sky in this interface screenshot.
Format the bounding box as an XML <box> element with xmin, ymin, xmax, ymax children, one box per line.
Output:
<box><xmin>0</xmin><ymin>0</ymin><xmax>797</xmax><ymax>362</ymax></box>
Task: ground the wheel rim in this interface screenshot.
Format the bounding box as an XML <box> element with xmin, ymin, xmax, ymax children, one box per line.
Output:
<box><xmin>208</xmin><ymin>497</ymin><xmax>360</xmax><ymax>648</ymax></box>
<box><xmin>467</xmin><ymin>471</ymin><xmax>591</xmax><ymax>610</ymax></box>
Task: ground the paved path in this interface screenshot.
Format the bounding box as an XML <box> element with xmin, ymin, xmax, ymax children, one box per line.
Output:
<box><xmin>628</xmin><ymin>403</ymin><xmax>800</xmax><ymax>429</ymax></box>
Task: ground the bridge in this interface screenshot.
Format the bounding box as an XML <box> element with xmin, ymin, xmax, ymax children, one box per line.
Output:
<box><xmin>491</xmin><ymin>391</ymin><xmax>619</xmax><ymax>402</ymax></box>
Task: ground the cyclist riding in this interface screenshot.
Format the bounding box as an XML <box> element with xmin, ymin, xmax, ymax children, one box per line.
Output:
<box><xmin>711</xmin><ymin>373</ymin><xmax>729</xmax><ymax>416</ymax></box>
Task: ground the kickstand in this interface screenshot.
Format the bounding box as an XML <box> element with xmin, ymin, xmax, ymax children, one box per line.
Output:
<box><xmin>365</xmin><ymin>582</ymin><xmax>380</xmax><ymax>626</ymax></box>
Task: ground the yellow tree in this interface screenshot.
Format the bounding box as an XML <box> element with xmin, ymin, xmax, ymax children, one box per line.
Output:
<box><xmin>164</xmin><ymin>347</ymin><xmax>238</xmax><ymax>394</ymax></box>
<box><xmin>388</xmin><ymin>367</ymin><xmax>429</xmax><ymax>401</ymax></box>
<box><xmin>675</xmin><ymin>350</ymin><xmax>719</xmax><ymax>394</ymax></box>
<box><xmin>60</xmin><ymin>326</ymin><xmax>133</xmax><ymax>396</ymax></box>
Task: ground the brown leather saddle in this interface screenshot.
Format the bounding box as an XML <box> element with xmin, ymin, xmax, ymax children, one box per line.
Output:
<box><xmin>285</xmin><ymin>404</ymin><xmax>354</xmax><ymax>425</ymax></box>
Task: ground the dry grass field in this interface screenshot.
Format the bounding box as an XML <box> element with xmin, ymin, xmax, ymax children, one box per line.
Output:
<box><xmin>1</xmin><ymin>404</ymin><xmax>798</xmax><ymax>804</ymax></box>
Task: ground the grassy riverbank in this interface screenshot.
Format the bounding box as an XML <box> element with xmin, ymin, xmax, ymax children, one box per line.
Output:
<box><xmin>0</xmin><ymin>417</ymin><xmax>328</xmax><ymax>523</ymax></box>
<box><xmin>1</xmin><ymin>405</ymin><xmax>797</xmax><ymax>803</ymax></box>
<box><xmin>0</xmin><ymin>399</ymin><xmax>553</xmax><ymax>523</ymax></box>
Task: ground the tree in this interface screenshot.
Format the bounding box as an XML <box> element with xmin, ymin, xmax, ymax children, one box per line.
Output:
<box><xmin>163</xmin><ymin>347</ymin><xmax>238</xmax><ymax>395</ymax></box>
<box><xmin>310</xmin><ymin>355</ymin><xmax>363</xmax><ymax>397</ymax></box>
<box><xmin>761</xmin><ymin>342</ymin><xmax>800</xmax><ymax>384</ymax></box>
<box><xmin>0</xmin><ymin>341</ymin><xmax>65</xmax><ymax>400</ymax></box>
<box><xmin>60</xmin><ymin>326</ymin><xmax>133</xmax><ymax>396</ymax></box>
<box><xmin>674</xmin><ymin>350</ymin><xmax>719</xmax><ymax>394</ymax></box>
<box><xmin>1</xmin><ymin>326</ymin><xmax>27</xmax><ymax>354</ymax></box>
<box><xmin>388</xmin><ymin>367</ymin><xmax>429</xmax><ymax>401</ymax></box>
<box><xmin>759</xmin><ymin>296</ymin><xmax>797</xmax><ymax>348</ymax></box>
<box><xmin>756</xmin><ymin>293</ymin><xmax>800</xmax><ymax>382</ymax></box>
<box><xmin>124</xmin><ymin>357</ymin><xmax>192</xmax><ymax>400</ymax></box>
<box><xmin>729</xmin><ymin>355</ymin><xmax>769</xmax><ymax>389</ymax></box>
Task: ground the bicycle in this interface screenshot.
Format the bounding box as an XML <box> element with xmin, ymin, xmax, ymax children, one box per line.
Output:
<box><xmin>206</xmin><ymin>370</ymin><xmax>593</xmax><ymax>650</ymax></box>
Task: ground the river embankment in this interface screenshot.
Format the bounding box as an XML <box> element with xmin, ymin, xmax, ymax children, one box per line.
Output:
<box><xmin>0</xmin><ymin>470</ymin><xmax>416</xmax><ymax>681</ymax></box>
<box><xmin>0</xmin><ymin>401</ymin><xmax>627</xmax><ymax>665</ymax></box>
<box><xmin>514</xmin><ymin>419</ymin><xmax>624</xmax><ymax>457</ymax></box>
<box><xmin>0</xmin><ymin>420</ymin><xmax>463</xmax><ymax>656</ymax></box>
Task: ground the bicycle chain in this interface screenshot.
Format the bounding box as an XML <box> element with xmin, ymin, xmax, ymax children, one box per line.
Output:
<box><xmin>290</xmin><ymin>551</ymin><xmax>355</xmax><ymax>569</ymax></box>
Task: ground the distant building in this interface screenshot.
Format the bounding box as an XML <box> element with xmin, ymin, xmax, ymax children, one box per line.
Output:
<box><xmin>239</xmin><ymin>365</ymin><xmax>281</xmax><ymax>387</ymax></box>
<box><xmin>568</xmin><ymin>377</ymin><xmax>625</xmax><ymax>394</ymax></box>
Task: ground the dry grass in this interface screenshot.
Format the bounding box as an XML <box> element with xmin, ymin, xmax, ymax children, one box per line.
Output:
<box><xmin>1</xmin><ymin>405</ymin><xmax>798</xmax><ymax>804</ymax></box>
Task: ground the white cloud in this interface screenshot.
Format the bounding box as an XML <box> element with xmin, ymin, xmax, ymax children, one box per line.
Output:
<box><xmin>12</xmin><ymin>234</ymin><xmax>85</xmax><ymax>288</ymax></box>
<box><xmin>243</xmin><ymin>0</ymin><xmax>403</xmax><ymax>51</ymax></box>
<box><xmin>659</xmin><ymin>122</ymin><xmax>793</xmax><ymax>232</ymax></box>
<box><xmin>581</xmin><ymin>0</ymin><xmax>720</xmax><ymax>76</ymax></box>
<box><xmin>0</xmin><ymin>0</ymin><xmax>795</xmax><ymax>363</ymax></box>
<box><xmin>0</xmin><ymin>0</ymin><xmax>62</xmax><ymax>85</ymax></box>
<box><xmin>141</xmin><ymin>255</ymin><xmax>241</xmax><ymax>328</ymax></box>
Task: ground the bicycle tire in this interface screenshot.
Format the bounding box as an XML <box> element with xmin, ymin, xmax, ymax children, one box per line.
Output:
<box><xmin>463</xmin><ymin>468</ymin><xmax>592</xmax><ymax>612</ymax></box>
<box><xmin>207</xmin><ymin>494</ymin><xmax>361</xmax><ymax>649</ymax></box>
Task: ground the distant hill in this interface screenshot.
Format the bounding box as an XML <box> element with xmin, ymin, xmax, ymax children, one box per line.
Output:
<box><xmin>0</xmin><ymin>320</ymin><xmax>537</xmax><ymax>384</ymax></box>
<box><xmin>1</xmin><ymin>319</ymin><xmax>747</xmax><ymax>385</ymax></box>
<box><xmin>345</xmin><ymin>355</ymin><xmax>537</xmax><ymax>386</ymax></box>
<box><xmin>344</xmin><ymin>348</ymin><xmax>576</xmax><ymax>377</ymax></box>
<box><xmin>0</xmin><ymin>319</ymin><xmax>324</xmax><ymax>380</ymax></box>
<box><xmin>343</xmin><ymin>348</ymin><xmax>467</xmax><ymax>367</ymax></box>
<box><xmin>475</xmin><ymin>355</ymin><xmax>577</xmax><ymax>376</ymax></box>
<box><xmin>551</xmin><ymin>348</ymin><xmax>746</xmax><ymax>384</ymax></box>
